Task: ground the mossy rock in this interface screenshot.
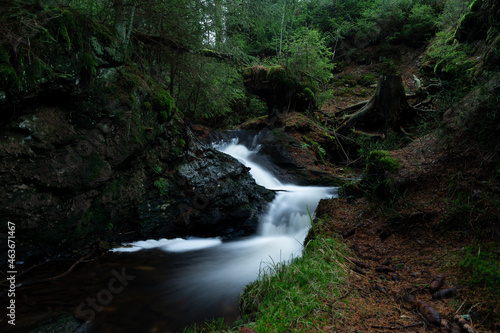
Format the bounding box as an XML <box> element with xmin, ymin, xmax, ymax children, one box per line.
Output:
<box><xmin>362</xmin><ymin>150</ymin><xmax>401</xmax><ymax>200</ymax></box>
<box><xmin>243</xmin><ymin>65</ymin><xmax>315</xmax><ymax>115</ymax></box>
<box><xmin>153</xmin><ymin>88</ymin><xmax>177</xmax><ymax>124</ymax></box>
<box><xmin>365</xmin><ymin>150</ymin><xmax>401</xmax><ymax>174</ymax></box>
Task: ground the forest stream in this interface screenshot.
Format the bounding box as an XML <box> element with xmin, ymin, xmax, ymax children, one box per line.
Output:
<box><xmin>8</xmin><ymin>135</ymin><xmax>337</xmax><ymax>333</ymax></box>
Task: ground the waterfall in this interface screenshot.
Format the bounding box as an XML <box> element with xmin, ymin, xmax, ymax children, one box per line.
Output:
<box><xmin>114</xmin><ymin>136</ymin><xmax>337</xmax><ymax>259</ymax></box>
<box><xmin>215</xmin><ymin>137</ymin><xmax>337</xmax><ymax>243</ymax></box>
<box><xmin>95</xmin><ymin>135</ymin><xmax>339</xmax><ymax>332</ymax></box>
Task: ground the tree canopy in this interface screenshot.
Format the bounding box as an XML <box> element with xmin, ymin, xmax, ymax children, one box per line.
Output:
<box><xmin>0</xmin><ymin>0</ymin><xmax>478</xmax><ymax>126</ymax></box>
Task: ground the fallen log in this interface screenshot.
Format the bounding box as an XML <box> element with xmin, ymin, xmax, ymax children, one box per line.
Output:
<box><xmin>404</xmin><ymin>294</ymin><xmax>441</xmax><ymax>326</ymax></box>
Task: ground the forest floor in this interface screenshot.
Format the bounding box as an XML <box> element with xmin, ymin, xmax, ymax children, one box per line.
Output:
<box><xmin>286</xmin><ymin>45</ymin><xmax>500</xmax><ymax>332</ymax></box>
<box><xmin>312</xmin><ymin>135</ymin><xmax>499</xmax><ymax>332</ymax></box>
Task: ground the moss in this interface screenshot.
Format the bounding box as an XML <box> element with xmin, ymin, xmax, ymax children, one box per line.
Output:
<box><xmin>51</xmin><ymin>10</ymin><xmax>85</xmax><ymax>51</ymax></box>
<box><xmin>362</xmin><ymin>150</ymin><xmax>401</xmax><ymax>200</ymax></box>
<box><xmin>267</xmin><ymin>66</ymin><xmax>296</xmax><ymax>87</ymax></box>
<box><xmin>60</xmin><ymin>23</ymin><xmax>71</xmax><ymax>51</ymax></box>
<box><xmin>469</xmin><ymin>0</ymin><xmax>483</xmax><ymax>12</ymax></box>
<box><xmin>366</xmin><ymin>150</ymin><xmax>400</xmax><ymax>174</ymax></box>
<box><xmin>303</xmin><ymin>87</ymin><xmax>314</xmax><ymax>99</ymax></box>
<box><xmin>81</xmin><ymin>51</ymin><xmax>98</xmax><ymax>83</ymax></box>
<box><xmin>153</xmin><ymin>88</ymin><xmax>177</xmax><ymax>124</ymax></box>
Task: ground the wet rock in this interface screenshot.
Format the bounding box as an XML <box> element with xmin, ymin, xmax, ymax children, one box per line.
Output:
<box><xmin>174</xmin><ymin>132</ymin><xmax>275</xmax><ymax>238</ymax></box>
<box><xmin>207</xmin><ymin>129</ymin><xmax>345</xmax><ymax>186</ymax></box>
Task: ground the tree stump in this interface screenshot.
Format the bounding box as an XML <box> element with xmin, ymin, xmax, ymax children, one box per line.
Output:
<box><xmin>337</xmin><ymin>75</ymin><xmax>418</xmax><ymax>136</ymax></box>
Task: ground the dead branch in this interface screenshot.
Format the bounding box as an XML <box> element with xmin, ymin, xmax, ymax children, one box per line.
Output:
<box><xmin>341</xmin><ymin>99</ymin><xmax>370</xmax><ymax>113</ymax></box>
<box><xmin>371</xmin><ymin>323</ymin><xmax>423</xmax><ymax>330</ymax></box>
<box><xmin>16</xmin><ymin>254</ymin><xmax>91</xmax><ymax>289</ymax></box>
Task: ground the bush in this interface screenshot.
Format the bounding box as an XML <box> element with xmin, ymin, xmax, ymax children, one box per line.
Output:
<box><xmin>362</xmin><ymin>150</ymin><xmax>401</xmax><ymax>199</ymax></box>
<box><xmin>401</xmin><ymin>4</ymin><xmax>438</xmax><ymax>45</ymax></box>
<box><xmin>286</xmin><ymin>27</ymin><xmax>334</xmax><ymax>88</ymax></box>
<box><xmin>459</xmin><ymin>243</ymin><xmax>500</xmax><ymax>295</ymax></box>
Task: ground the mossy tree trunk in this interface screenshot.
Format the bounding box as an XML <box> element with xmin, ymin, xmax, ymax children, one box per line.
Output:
<box><xmin>114</xmin><ymin>0</ymin><xmax>126</xmax><ymax>43</ymax></box>
<box><xmin>337</xmin><ymin>75</ymin><xmax>418</xmax><ymax>136</ymax></box>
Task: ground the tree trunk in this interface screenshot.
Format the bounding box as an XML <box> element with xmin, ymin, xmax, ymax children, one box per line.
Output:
<box><xmin>337</xmin><ymin>75</ymin><xmax>417</xmax><ymax>136</ymax></box>
<box><xmin>114</xmin><ymin>0</ymin><xmax>126</xmax><ymax>43</ymax></box>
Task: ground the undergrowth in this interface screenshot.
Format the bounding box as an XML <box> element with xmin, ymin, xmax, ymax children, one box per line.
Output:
<box><xmin>459</xmin><ymin>243</ymin><xmax>500</xmax><ymax>295</ymax></box>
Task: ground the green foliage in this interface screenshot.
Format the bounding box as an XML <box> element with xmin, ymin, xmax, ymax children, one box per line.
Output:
<box><xmin>365</xmin><ymin>150</ymin><xmax>401</xmax><ymax>174</ymax></box>
<box><xmin>183</xmin><ymin>317</ymin><xmax>233</xmax><ymax>333</ymax></box>
<box><xmin>361</xmin><ymin>150</ymin><xmax>401</xmax><ymax>200</ymax></box>
<box><xmin>303</xmin><ymin>136</ymin><xmax>327</xmax><ymax>165</ymax></box>
<box><xmin>378</xmin><ymin>58</ymin><xmax>400</xmax><ymax>75</ymax></box>
<box><xmin>154</xmin><ymin>177</ymin><xmax>170</xmax><ymax>196</ymax></box>
<box><xmin>105</xmin><ymin>222</ymin><xmax>114</xmax><ymax>232</ymax></box>
<box><xmin>55</xmin><ymin>10</ymin><xmax>85</xmax><ymax>51</ymax></box>
<box><xmin>460</xmin><ymin>81</ymin><xmax>500</xmax><ymax>149</ymax></box>
<box><xmin>0</xmin><ymin>45</ymin><xmax>20</xmax><ymax>89</ymax></box>
<box><xmin>443</xmin><ymin>169</ymin><xmax>500</xmax><ymax>235</ymax></box>
<box><xmin>401</xmin><ymin>4</ymin><xmax>438</xmax><ymax>45</ymax></box>
<box><xmin>354</xmin><ymin>132</ymin><xmax>405</xmax><ymax>159</ymax></box>
<box><xmin>239</xmin><ymin>237</ymin><xmax>349</xmax><ymax>332</ymax></box>
<box><xmin>152</xmin><ymin>165</ymin><xmax>162</xmax><ymax>175</ymax></box>
<box><xmin>81</xmin><ymin>51</ymin><xmax>98</xmax><ymax>82</ymax></box>
<box><xmin>153</xmin><ymin>88</ymin><xmax>177</xmax><ymax>124</ymax></box>
<box><xmin>359</xmin><ymin>73</ymin><xmax>377</xmax><ymax>86</ymax></box>
<box><xmin>286</xmin><ymin>27</ymin><xmax>334</xmax><ymax>88</ymax></box>
<box><xmin>176</xmin><ymin>58</ymin><xmax>245</xmax><ymax>127</ymax></box>
<box><xmin>459</xmin><ymin>243</ymin><xmax>500</xmax><ymax>295</ymax></box>
<box><xmin>59</xmin><ymin>23</ymin><xmax>71</xmax><ymax>50</ymax></box>
<box><xmin>248</xmin><ymin>96</ymin><xmax>267</xmax><ymax>117</ymax></box>
<box><xmin>425</xmin><ymin>29</ymin><xmax>476</xmax><ymax>87</ymax></box>
<box><xmin>439</xmin><ymin>0</ymin><xmax>471</xmax><ymax>28</ymax></box>
<box><xmin>302</xmin><ymin>87</ymin><xmax>314</xmax><ymax>99</ymax></box>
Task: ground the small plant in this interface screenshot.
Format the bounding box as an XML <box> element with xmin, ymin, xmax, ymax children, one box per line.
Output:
<box><xmin>362</xmin><ymin>150</ymin><xmax>401</xmax><ymax>200</ymax></box>
<box><xmin>359</xmin><ymin>73</ymin><xmax>377</xmax><ymax>86</ymax></box>
<box><xmin>302</xmin><ymin>136</ymin><xmax>328</xmax><ymax>165</ymax></box>
<box><xmin>312</xmin><ymin>141</ymin><xmax>327</xmax><ymax>165</ymax></box>
<box><xmin>459</xmin><ymin>244</ymin><xmax>500</xmax><ymax>295</ymax></box>
<box><xmin>154</xmin><ymin>177</ymin><xmax>170</xmax><ymax>196</ymax></box>
<box><xmin>152</xmin><ymin>165</ymin><xmax>162</xmax><ymax>175</ymax></box>
<box><xmin>105</xmin><ymin>223</ymin><xmax>114</xmax><ymax>232</ymax></box>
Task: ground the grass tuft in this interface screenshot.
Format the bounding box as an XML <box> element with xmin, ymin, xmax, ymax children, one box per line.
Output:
<box><xmin>239</xmin><ymin>236</ymin><xmax>350</xmax><ymax>332</ymax></box>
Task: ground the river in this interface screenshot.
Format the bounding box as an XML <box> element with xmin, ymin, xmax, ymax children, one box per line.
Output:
<box><xmin>8</xmin><ymin>136</ymin><xmax>337</xmax><ymax>332</ymax></box>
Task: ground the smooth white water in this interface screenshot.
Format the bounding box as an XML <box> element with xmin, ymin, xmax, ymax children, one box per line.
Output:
<box><xmin>98</xmin><ymin>136</ymin><xmax>338</xmax><ymax>331</ymax></box>
<box><xmin>114</xmin><ymin>137</ymin><xmax>337</xmax><ymax>263</ymax></box>
<box><xmin>215</xmin><ymin>138</ymin><xmax>337</xmax><ymax>242</ymax></box>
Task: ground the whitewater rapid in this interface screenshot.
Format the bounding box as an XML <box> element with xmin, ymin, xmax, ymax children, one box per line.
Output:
<box><xmin>112</xmin><ymin>136</ymin><xmax>337</xmax><ymax>288</ymax></box>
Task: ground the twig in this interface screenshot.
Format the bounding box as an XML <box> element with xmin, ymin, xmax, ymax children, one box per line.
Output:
<box><xmin>0</xmin><ymin>257</ymin><xmax>55</xmax><ymax>283</ymax></box>
<box><xmin>287</xmin><ymin>308</ymin><xmax>329</xmax><ymax>332</ymax></box>
<box><xmin>17</xmin><ymin>253</ymin><xmax>92</xmax><ymax>288</ymax></box>
<box><xmin>0</xmin><ymin>253</ymin><xmax>93</xmax><ymax>297</ymax></box>
<box><xmin>371</xmin><ymin>324</ymin><xmax>425</xmax><ymax>330</ymax></box>
<box><xmin>339</xmin><ymin>286</ymin><xmax>353</xmax><ymax>300</ymax></box>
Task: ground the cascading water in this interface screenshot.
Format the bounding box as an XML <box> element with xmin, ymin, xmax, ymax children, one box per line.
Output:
<box><xmin>214</xmin><ymin>137</ymin><xmax>337</xmax><ymax>242</ymax></box>
<box><xmin>89</xmin><ymin>136</ymin><xmax>337</xmax><ymax>332</ymax></box>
